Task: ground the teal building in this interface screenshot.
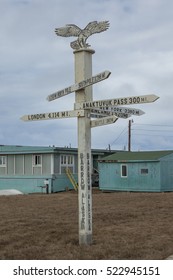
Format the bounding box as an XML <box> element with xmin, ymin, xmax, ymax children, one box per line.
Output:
<box><xmin>0</xmin><ymin>145</ymin><xmax>114</xmax><ymax>194</ymax></box>
<box><xmin>98</xmin><ymin>151</ymin><xmax>173</xmax><ymax>192</ymax></box>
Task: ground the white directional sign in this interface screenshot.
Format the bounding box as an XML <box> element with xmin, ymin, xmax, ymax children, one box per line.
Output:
<box><xmin>75</xmin><ymin>94</ymin><xmax>159</xmax><ymax>110</ymax></box>
<box><xmin>97</xmin><ymin>106</ymin><xmax>145</xmax><ymax>116</ymax></box>
<box><xmin>47</xmin><ymin>70</ymin><xmax>111</xmax><ymax>101</ymax></box>
<box><xmin>21</xmin><ymin>110</ymin><xmax>85</xmax><ymax>122</ymax></box>
<box><xmin>91</xmin><ymin>109</ymin><xmax>131</xmax><ymax>119</ymax></box>
<box><xmin>90</xmin><ymin>113</ymin><xmax>108</xmax><ymax>118</ymax></box>
<box><xmin>91</xmin><ymin>116</ymin><xmax>118</xmax><ymax>128</ymax></box>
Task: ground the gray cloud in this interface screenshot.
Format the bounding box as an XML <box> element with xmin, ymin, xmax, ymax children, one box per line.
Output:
<box><xmin>0</xmin><ymin>0</ymin><xmax>173</xmax><ymax>150</ymax></box>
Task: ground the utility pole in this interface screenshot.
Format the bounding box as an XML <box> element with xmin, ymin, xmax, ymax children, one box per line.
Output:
<box><xmin>128</xmin><ymin>119</ymin><xmax>133</xmax><ymax>151</ymax></box>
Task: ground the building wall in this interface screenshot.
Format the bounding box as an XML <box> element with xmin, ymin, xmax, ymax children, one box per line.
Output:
<box><xmin>99</xmin><ymin>161</ymin><xmax>161</xmax><ymax>192</ymax></box>
<box><xmin>0</xmin><ymin>154</ymin><xmax>53</xmax><ymax>176</ymax></box>
<box><xmin>7</xmin><ymin>155</ymin><xmax>14</xmax><ymax>174</ymax></box>
<box><xmin>52</xmin><ymin>153</ymin><xmax>78</xmax><ymax>192</ymax></box>
<box><xmin>0</xmin><ymin>146</ymin><xmax>110</xmax><ymax>194</ymax></box>
<box><xmin>24</xmin><ymin>155</ymin><xmax>32</xmax><ymax>174</ymax></box>
<box><xmin>0</xmin><ymin>152</ymin><xmax>78</xmax><ymax>193</ymax></box>
<box><xmin>74</xmin><ymin>155</ymin><xmax>78</xmax><ymax>173</ymax></box>
<box><xmin>0</xmin><ymin>176</ymin><xmax>50</xmax><ymax>193</ymax></box>
<box><xmin>15</xmin><ymin>155</ymin><xmax>24</xmax><ymax>174</ymax></box>
<box><xmin>160</xmin><ymin>154</ymin><xmax>173</xmax><ymax>191</ymax></box>
<box><xmin>52</xmin><ymin>174</ymin><xmax>78</xmax><ymax>192</ymax></box>
<box><xmin>0</xmin><ymin>175</ymin><xmax>75</xmax><ymax>194</ymax></box>
<box><xmin>0</xmin><ymin>153</ymin><xmax>53</xmax><ymax>193</ymax></box>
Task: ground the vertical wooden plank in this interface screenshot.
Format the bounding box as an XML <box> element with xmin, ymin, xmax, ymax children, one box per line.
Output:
<box><xmin>74</xmin><ymin>48</ymin><xmax>95</xmax><ymax>245</ymax></box>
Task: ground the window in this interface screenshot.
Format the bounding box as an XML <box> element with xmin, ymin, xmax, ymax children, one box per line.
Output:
<box><xmin>141</xmin><ymin>168</ymin><xmax>148</xmax><ymax>175</ymax></box>
<box><xmin>60</xmin><ymin>155</ymin><xmax>74</xmax><ymax>173</ymax></box>
<box><xmin>33</xmin><ymin>155</ymin><xmax>42</xmax><ymax>166</ymax></box>
<box><xmin>61</xmin><ymin>155</ymin><xmax>74</xmax><ymax>165</ymax></box>
<box><xmin>0</xmin><ymin>156</ymin><xmax>6</xmax><ymax>167</ymax></box>
<box><xmin>121</xmin><ymin>164</ymin><xmax>128</xmax><ymax>177</ymax></box>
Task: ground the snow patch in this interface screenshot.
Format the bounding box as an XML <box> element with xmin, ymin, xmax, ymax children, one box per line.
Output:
<box><xmin>0</xmin><ymin>189</ymin><xmax>23</xmax><ymax>196</ymax></box>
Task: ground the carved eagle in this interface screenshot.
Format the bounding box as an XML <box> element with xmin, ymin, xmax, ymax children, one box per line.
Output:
<box><xmin>55</xmin><ymin>21</ymin><xmax>110</xmax><ymax>50</ymax></box>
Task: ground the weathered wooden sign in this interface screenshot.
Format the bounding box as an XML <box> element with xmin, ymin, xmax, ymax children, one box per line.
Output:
<box><xmin>90</xmin><ymin>113</ymin><xmax>108</xmax><ymax>118</ymax></box>
<box><xmin>75</xmin><ymin>94</ymin><xmax>159</xmax><ymax>109</ymax></box>
<box><xmin>47</xmin><ymin>70</ymin><xmax>111</xmax><ymax>101</ymax></box>
<box><xmin>91</xmin><ymin>116</ymin><xmax>118</xmax><ymax>128</ymax></box>
<box><xmin>90</xmin><ymin>109</ymin><xmax>131</xmax><ymax>119</ymax></box>
<box><xmin>98</xmin><ymin>106</ymin><xmax>145</xmax><ymax>116</ymax></box>
<box><xmin>21</xmin><ymin>110</ymin><xmax>84</xmax><ymax>121</ymax></box>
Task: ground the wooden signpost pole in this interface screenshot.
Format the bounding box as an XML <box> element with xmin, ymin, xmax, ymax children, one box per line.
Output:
<box><xmin>21</xmin><ymin>20</ymin><xmax>159</xmax><ymax>246</ymax></box>
<box><xmin>74</xmin><ymin>48</ymin><xmax>95</xmax><ymax>245</ymax></box>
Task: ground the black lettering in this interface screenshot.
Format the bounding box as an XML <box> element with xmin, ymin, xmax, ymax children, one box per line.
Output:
<box><xmin>79</xmin><ymin>81</ymin><xmax>84</xmax><ymax>88</ymax></box>
<box><xmin>57</xmin><ymin>90</ymin><xmax>64</xmax><ymax>97</ymax></box>
<box><xmin>13</xmin><ymin>269</ymin><xmax>17</xmax><ymax>276</ymax></box>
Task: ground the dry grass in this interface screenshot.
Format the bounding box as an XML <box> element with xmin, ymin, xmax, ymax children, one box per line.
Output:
<box><xmin>0</xmin><ymin>189</ymin><xmax>173</xmax><ymax>260</ymax></box>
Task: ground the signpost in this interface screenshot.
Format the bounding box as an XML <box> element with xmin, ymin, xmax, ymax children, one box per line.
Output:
<box><xmin>47</xmin><ymin>70</ymin><xmax>111</xmax><ymax>101</ymax></box>
<box><xmin>74</xmin><ymin>48</ymin><xmax>94</xmax><ymax>245</ymax></box>
<box><xmin>21</xmin><ymin>110</ymin><xmax>85</xmax><ymax>121</ymax></box>
<box><xmin>90</xmin><ymin>113</ymin><xmax>109</xmax><ymax>119</ymax></box>
<box><xmin>21</xmin><ymin>20</ymin><xmax>159</xmax><ymax>246</ymax></box>
<box><xmin>90</xmin><ymin>109</ymin><xmax>131</xmax><ymax>119</ymax></box>
<box><xmin>75</xmin><ymin>94</ymin><xmax>159</xmax><ymax>110</ymax></box>
<box><xmin>97</xmin><ymin>106</ymin><xmax>145</xmax><ymax>116</ymax></box>
<box><xmin>91</xmin><ymin>116</ymin><xmax>118</xmax><ymax>128</ymax></box>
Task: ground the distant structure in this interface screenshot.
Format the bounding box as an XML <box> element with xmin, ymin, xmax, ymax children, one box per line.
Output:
<box><xmin>0</xmin><ymin>145</ymin><xmax>116</xmax><ymax>194</ymax></box>
<box><xmin>98</xmin><ymin>151</ymin><xmax>173</xmax><ymax>192</ymax></box>
<box><xmin>55</xmin><ymin>20</ymin><xmax>109</xmax><ymax>50</ymax></box>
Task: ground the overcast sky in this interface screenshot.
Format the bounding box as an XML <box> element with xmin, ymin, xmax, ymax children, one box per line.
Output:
<box><xmin>0</xmin><ymin>0</ymin><xmax>173</xmax><ymax>151</ymax></box>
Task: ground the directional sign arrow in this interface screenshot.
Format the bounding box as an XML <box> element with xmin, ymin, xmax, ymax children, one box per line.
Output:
<box><xmin>90</xmin><ymin>113</ymin><xmax>108</xmax><ymax>119</ymax></box>
<box><xmin>75</xmin><ymin>94</ymin><xmax>159</xmax><ymax>110</ymax></box>
<box><xmin>90</xmin><ymin>109</ymin><xmax>131</xmax><ymax>119</ymax></box>
<box><xmin>21</xmin><ymin>110</ymin><xmax>85</xmax><ymax>122</ymax></box>
<box><xmin>97</xmin><ymin>106</ymin><xmax>145</xmax><ymax>116</ymax></box>
<box><xmin>47</xmin><ymin>70</ymin><xmax>111</xmax><ymax>101</ymax></box>
<box><xmin>91</xmin><ymin>116</ymin><xmax>118</xmax><ymax>128</ymax></box>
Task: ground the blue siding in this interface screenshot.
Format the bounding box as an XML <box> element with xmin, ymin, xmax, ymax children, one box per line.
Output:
<box><xmin>160</xmin><ymin>153</ymin><xmax>173</xmax><ymax>191</ymax></box>
<box><xmin>52</xmin><ymin>174</ymin><xmax>78</xmax><ymax>192</ymax></box>
<box><xmin>0</xmin><ymin>145</ymin><xmax>122</xmax><ymax>194</ymax></box>
<box><xmin>99</xmin><ymin>161</ymin><xmax>161</xmax><ymax>192</ymax></box>
<box><xmin>0</xmin><ymin>174</ymin><xmax>78</xmax><ymax>194</ymax></box>
<box><xmin>0</xmin><ymin>149</ymin><xmax>77</xmax><ymax>194</ymax></box>
<box><xmin>0</xmin><ymin>176</ymin><xmax>50</xmax><ymax>194</ymax></box>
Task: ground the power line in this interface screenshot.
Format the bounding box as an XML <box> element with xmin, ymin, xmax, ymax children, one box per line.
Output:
<box><xmin>132</xmin><ymin>128</ymin><xmax>173</xmax><ymax>133</ymax></box>
<box><xmin>109</xmin><ymin>122</ymin><xmax>173</xmax><ymax>150</ymax></box>
<box><xmin>133</xmin><ymin>123</ymin><xmax>173</xmax><ymax>128</ymax></box>
<box><xmin>110</xmin><ymin>127</ymin><xmax>128</xmax><ymax>146</ymax></box>
<box><xmin>132</xmin><ymin>133</ymin><xmax>173</xmax><ymax>137</ymax></box>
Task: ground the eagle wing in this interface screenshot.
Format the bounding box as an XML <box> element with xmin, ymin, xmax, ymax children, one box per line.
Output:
<box><xmin>55</xmin><ymin>24</ymin><xmax>81</xmax><ymax>37</ymax></box>
<box><xmin>84</xmin><ymin>21</ymin><xmax>110</xmax><ymax>35</ymax></box>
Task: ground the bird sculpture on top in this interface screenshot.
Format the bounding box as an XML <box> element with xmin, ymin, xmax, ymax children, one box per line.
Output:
<box><xmin>55</xmin><ymin>20</ymin><xmax>110</xmax><ymax>50</ymax></box>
